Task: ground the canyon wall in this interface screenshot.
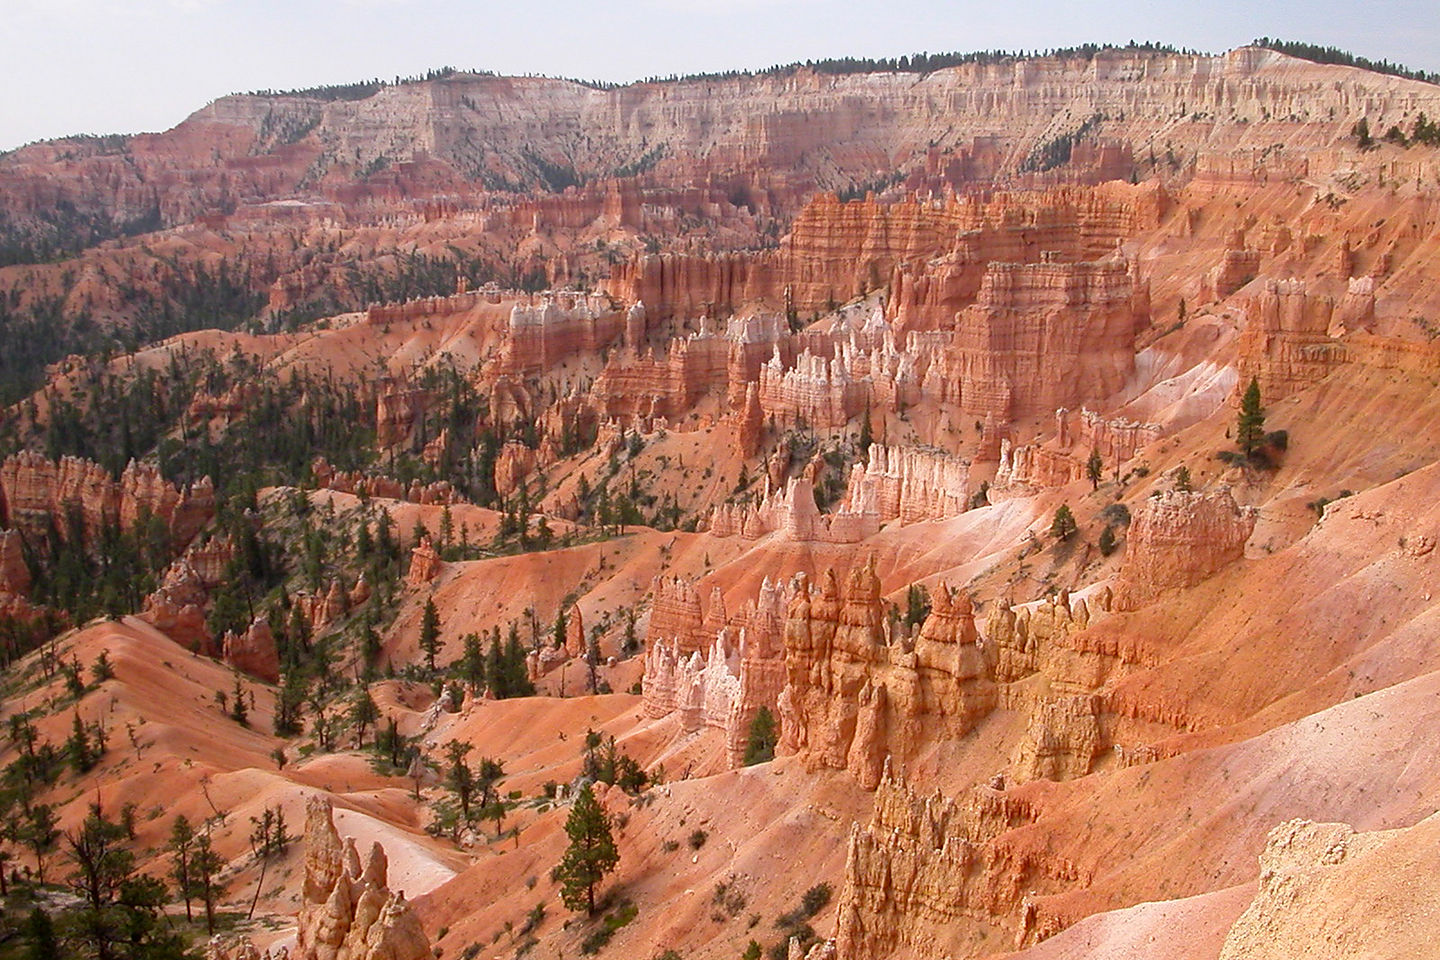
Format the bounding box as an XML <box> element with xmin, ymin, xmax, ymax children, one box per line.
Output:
<box><xmin>0</xmin><ymin>453</ymin><xmax>214</xmax><ymax>548</ymax></box>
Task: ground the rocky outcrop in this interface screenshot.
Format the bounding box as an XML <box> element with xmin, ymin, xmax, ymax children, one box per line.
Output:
<box><xmin>1013</xmin><ymin>694</ymin><xmax>1104</xmax><ymax>782</ymax></box>
<box><xmin>647</xmin><ymin>576</ymin><xmax>707</xmax><ymax>658</ymax></box>
<box><xmin>840</xmin><ymin>444</ymin><xmax>971</xmax><ymax>524</ymax></box>
<box><xmin>205</xmin><ymin>933</ymin><xmax>286</xmax><ymax>960</ymax></box>
<box><xmin>140</xmin><ymin>535</ymin><xmax>235</xmax><ymax>651</ymax></box>
<box><xmin>222</xmin><ymin>619</ymin><xmax>280</xmax><ymax>684</ymax></box>
<box><xmin>311</xmin><ymin>459</ymin><xmax>457</xmax><ymax>505</ymax></box>
<box><xmin>0</xmin><ymin>453</ymin><xmax>214</xmax><ymax>548</ymax></box>
<box><xmin>757</xmin><ymin>348</ymin><xmax>869</xmax><ymax>432</ymax></box>
<box><xmin>933</xmin><ymin>256</ymin><xmax>1148</xmax><ymax>421</ymax></box>
<box><xmin>375</xmin><ymin>380</ymin><xmax>430</xmax><ymax>448</ymax></box>
<box><xmin>735</xmin><ymin>381</ymin><xmax>765</xmax><ymax>458</ymax></box>
<box><xmin>982</xmin><ymin>589</ymin><xmax>1099</xmax><ymax>685</ymax></box>
<box><xmin>0</xmin><ymin>529</ymin><xmax>31</xmax><ymax>596</ymax></box>
<box><xmin>834</xmin><ymin>764</ymin><xmax>1046</xmax><ymax>959</ymax></box>
<box><xmin>1236</xmin><ymin>278</ymin><xmax>1372</xmax><ymax>399</ymax></box>
<box><xmin>642</xmin><ymin>575</ymin><xmax>790</xmax><ymax>765</ymax></box>
<box><xmin>995</xmin><ymin>406</ymin><xmax>1163</xmax><ymax>493</ymax></box>
<box><xmin>563</xmin><ymin>603</ymin><xmax>585</xmax><ymax>658</ymax></box>
<box><xmin>504</xmin><ymin>292</ymin><xmax>627</xmax><ymax>374</ymax></box>
<box><xmin>493</xmin><ymin>442</ymin><xmax>537</xmax><ymax>499</ymax></box>
<box><xmin>778</xmin><ymin>563</ymin><xmax>992</xmax><ymax>788</ymax></box>
<box><xmin>1218</xmin><ymin>816</ymin><xmax>1440</xmax><ymax>960</ymax></box>
<box><xmin>1113</xmin><ymin>488</ymin><xmax>1256</xmax><ymax>610</ymax></box>
<box><xmin>294</xmin><ymin>796</ymin><xmax>430</xmax><ymax>960</ymax></box>
<box><xmin>405</xmin><ymin>537</ymin><xmax>441</xmax><ymax>588</ymax></box>
<box><xmin>709</xmin><ymin>477</ymin><xmax>880</xmax><ymax>544</ymax></box>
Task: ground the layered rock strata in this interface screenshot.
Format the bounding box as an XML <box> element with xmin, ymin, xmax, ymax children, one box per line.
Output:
<box><xmin>1112</xmin><ymin>488</ymin><xmax>1256</xmax><ymax>610</ymax></box>
<box><xmin>0</xmin><ymin>453</ymin><xmax>214</xmax><ymax>547</ymax></box>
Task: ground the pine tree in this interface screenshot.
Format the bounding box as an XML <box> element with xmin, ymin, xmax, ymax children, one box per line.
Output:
<box><xmin>66</xmin><ymin>711</ymin><xmax>94</xmax><ymax>773</ymax></box>
<box><xmin>1050</xmin><ymin>504</ymin><xmax>1078</xmax><ymax>540</ymax></box>
<box><xmin>1237</xmin><ymin>378</ymin><xmax>1266</xmax><ymax>457</ymax></box>
<box><xmin>191</xmin><ymin>831</ymin><xmax>224</xmax><ymax>935</ymax></box>
<box><xmin>503</xmin><ymin>627</ymin><xmax>535</xmax><ymax>697</ymax></box>
<box><xmin>1353</xmin><ymin>116</ymin><xmax>1374</xmax><ymax>149</ymax></box>
<box><xmin>457</xmin><ymin>633</ymin><xmax>484</xmax><ymax>693</ymax></box>
<box><xmin>169</xmin><ymin>815</ymin><xmax>195</xmax><ymax>922</ymax></box>
<box><xmin>443</xmin><ymin>740</ymin><xmax>476</xmax><ymax>823</ymax></box>
<box><xmin>1086</xmin><ymin>449</ymin><xmax>1103</xmax><ymax>491</ymax></box>
<box><xmin>231</xmin><ymin>675</ymin><xmax>248</xmax><ymax>727</ymax></box>
<box><xmin>419</xmin><ymin>598</ymin><xmax>443</xmax><ymax>674</ymax></box>
<box><xmin>485</xmin><ymin>634</ymin><xmax>505</xmax><ymax>696</ymax></box>
<box><xmin>744</xmin><ymin>707</ymin><xmax>778</xmax><ymax>765</ymax></box>
<box><xmin>22</xmin><ymin>804</ymin><xmax>59</xmax><ymax>884</ymax></box>
<box><xmin>902</xmin><ymin>584</ymin><xmax>930</xmax><ymax>629</ymax></box>
<box><xmin>349</xmin><ymin>688</ymin><xmax>379</xmax><ymax>747</ymax></box>
<box><xmin>555</xmin><ymin>784</ymin><xmax>619</xmax><ymax>914</ymax></box>
<box><xmin>24</xmin><ymin>907</ymin><xmax>60</xmax><ymax>960</ymax></box>
<box><xmin>275</xmin><ymin>670</ymin><xmax>307</xmax><ymax>737</ymax></box>
<box><xmin>552</xmin><ymin>607</ymin><xmax>567</xmax><ymax>649</ymax></box>
<box><xmin>65</xmin><ymin>806</ymin><xmax>135</xmax><ymax>960</ymax></box>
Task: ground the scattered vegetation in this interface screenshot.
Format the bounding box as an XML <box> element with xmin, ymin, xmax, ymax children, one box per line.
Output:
<box><xmin>1253</xmin><ymin>38</ymin><xmax>1438</xmax><ymax>85</ymax></box>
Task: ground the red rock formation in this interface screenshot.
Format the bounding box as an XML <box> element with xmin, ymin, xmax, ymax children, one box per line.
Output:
<box><xmin>935</xmin><ymin>256</ymin><xmax>1148</xmax><ymax>420</ymax></box>
<box><xmin>778</xmin><ymin>564</ymin><xmax>992</xmax><ymax>788</ymax></box>
<box><xmin>502</xmin><ymin>292</ymin><xmax>627</xmax><ymax>374</ymax></box>
<box><xmin>494</xmin><ymin>442</ymin><xmax>537</xmax><ymax>499</ymax></box>
<box><xmin>311</xmin><ymin>458</ymin><xmax>457</xmax><ymax>505</ymax></box>
<box><xmin>647</xmin><ymin>576</ymin><xmax>706</xmax><ymax>658</ymax></box>
<box><xmin>834</xmin><ymin>764</ymin><xmax>1044</xmax><ymax>959</ymax></box>
<box><xmin>757</xmin><ymin>348</ymin><xmax>869</xmax><ymax>431</ymax></box>
<box><xmin>375</xmin><ymin>380</ymin><xmax>430</xmax><ymax>448</ymax></box>
<box><xmin>0</xmin><ymin>452</ymin><xmax>213</xmax><ymax>548</ymax></box>
<box><xmin>294</xmin><ymin>795</ymin><xmax>430</xmax><ymax>960</ymax></box>
<box><xmin>0</xmin><ymin>529</ymin><xmax>31</xmax><ymax>596</ymax></box>
<box><xmin>734</xmin><ymin>381</ymin><xmax>764</xmax><ymax>458</ymax></box>
<box><xmin>140</xmin><ymin>535</ymin><xmax>235</xmax><ymax>652</ymax></box>
<box><xmin>564</xmin><ymin>604</ymin><xmax>585</xmax><ymax>658</ymax></box>
<box><xmin>1205</xmin><ymin>231</ymin><xmax>1264</xmax><ymax>300</ymax></box>
<box><xmin>708</xmin><ymin>477</ymin><xmax>879</xmax><ymax>544</ymax></box>
<box><xmin>222</xmin><ymin>618</ymin><xmax>280</xmax><ymax>683</ymax></box>
<box><xmin>643</xmin><ymin>574</ymin><xmax>792</xmax><ymax>765</ymax></box>
<box><xmin>406</xmin><ymin>537</ymin><xmax>442</xmax><ymax>588</ymax></box>
<box><xmin>1113</xmin><ymin>488</ymin><xmax>1257</xmax><ymax>611</ymax></box>
<box><xmin>1236</xmin><ymin>278</ymin><xmax>1372</xmax><ymax>399</ymax></box>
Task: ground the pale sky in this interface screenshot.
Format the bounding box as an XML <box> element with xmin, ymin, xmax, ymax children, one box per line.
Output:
<box><xmin>3</xmin><ymin>0</ymin><xmax>1438</xmax><ymax>151</ymax></box>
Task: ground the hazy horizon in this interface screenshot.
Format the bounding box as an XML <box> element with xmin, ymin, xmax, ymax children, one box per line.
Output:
<box><xmin>4</xmin><ymin>0</ymin><xmax>1438</xmax><ymax>152</ymax></box>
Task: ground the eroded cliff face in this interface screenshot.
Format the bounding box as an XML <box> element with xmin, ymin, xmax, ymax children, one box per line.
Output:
<box><xmin>835</xmin><ymin>766</ymin><xmax>1049</xmax><ymax>959</ymax></box>
<box><xmin>293</xmin><ymin>796</ymin><xmax>430</xmax><ymax>960</ymax></box>
<box><xmin>1112</xmin><ymin>488</ymin><xmax>1256</xmax><ymax>611</ymax></box>
<box><xmin>0</xmin><ymin>452</ymin><xmax>214</xmax><ymax>547</ymax></box>
<box><xmin>13</xmin><ymin>46</ymin><xmax>1433</xmax><ymax>248</ymax></box>
<box><xmin>778</xmin><ymin>563</ymin><xmax>994</xmax><ymax>789</ymax></box>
